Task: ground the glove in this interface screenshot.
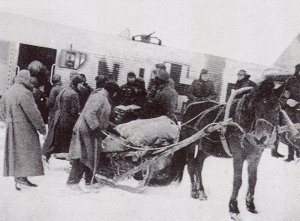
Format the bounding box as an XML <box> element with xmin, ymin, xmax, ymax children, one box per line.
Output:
<box><xmin>287</xmin><ymin>99</ymin><xmax>298</xmax><ymax>107</ymax></box>
<box><xmin>92</xmin><ymin>127</ymin><xmax>106</xmax><ymax>139</ymax></box>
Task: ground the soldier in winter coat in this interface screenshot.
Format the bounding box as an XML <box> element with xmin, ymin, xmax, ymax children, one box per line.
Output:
<box><xmin>187</xmin><ymin>69</ymin><xmax>216</xmax><ymax>105</ymax></box>
<box><xmin>67</xmin><ymin>75</ymin><xmax>111</xmax><ymax>189</ymax></box>
<box><xmin>118</xmin><ymin>72</ymin><xmax>137</xmax><ymax>106</ymax></box>
<box><xmin>46</xmin><ymin>74</ymin><xmax>63</xmax><ymax>122</ymax></box>
<box><xmin>104</xmin><ymin>73</ymin><xmax>120</xmax><ymax>108</ymax></box>
<box><xmin>143</xmin><ymin>69</ymin><xmax>178</xmax><ymax>122</ymax></box>
<box><xmin>31</xmin><ymin>77</ymin><xmax>48</xmax><ymax>123</ymax></box>
<box><xmin>147</xmin><ymin>63</ymin><xmax>175</xmax><ymax>100</ymax></box>
<box><xmin>78</xmin><ymin>73</ymin><xmax>93</xmax><ymax>111</ymax></box>
<box><xmin>279</xmin><ymin>64</ymin><xmax>300</xmax><ymax>161</ymax></box>
<box><xmin>0</xmin><ymin>70</ymin><xmax>46</xmax><ymax>189</ymax></box>
<box><xmin>133</xmin><ymin>77</ymin><xmax>147</xmax><ymax>107</ymax></box>
<box><xmin>42</xmin><ymin>75</ymin><xmax>83</xmax><ymax>160</ymax></box>
<box><xmin>235</xmin><ymin>70</ymin><xmax>257</xmax><ymax>90</ymax></box>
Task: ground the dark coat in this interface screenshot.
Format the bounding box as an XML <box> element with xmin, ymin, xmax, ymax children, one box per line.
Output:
<box><xmin>285</xmin><ymin>75</ymin><xmax>300</xmax><ymax>102</ymax></box>
<box><xmin>105</xmin><ymin>81</ymin><xmax>120</xmax><ymax>107</ymax></box>
<box><xmin>143</xmin><ymin>84</ymin><xmax>178</xmax><ymax>122</ymax></box>
<box><xmin>78</xmin><ymin>83</ymin><xmax>93</xmax><ymax>111</ymax></box>
<box><xmin>69</xmin><ymin>88</ymin><xmax>111</xmax><ymax>171</ymax></box>
<box><xmin>46</xmin><ymin>83</ymin><xmax>63</xmax><ymax>121</ymax></box>
<box><xmin>0</xmin><ymin>84</ymin><xmax>46</xmax><ymax>177</ymax></box>
<box><xmin>282</xmin><ymin>75</ymin><xmax>300</xmax><ymax>122</ymax></box>
<box><xmin>235</xmin><ymin>76</ymin><xmax>257</xmax><ymax>99</ymax></box>
<box><xmin>187</xmin><ymin>79</ymin><xmax>216</xmax><ymax>103</ymax></box>
<box><xmin>119</xmin><ymin>83</ymin><xmax>137</xmax><ymax>106</ymax></box>
<box><xmin>32</xmin><ymin>88</ymin><xmax>48</xmax><ymax>123</ymax></box>
<box><xmin>235</xmin><ymin>76</ymin><xmax>257</xmax><ymax>90</ymax></box>
<box><xmin>43</xmin><ymin>85</ymin><xmax>80</xmax><ymax>156</ymax></box>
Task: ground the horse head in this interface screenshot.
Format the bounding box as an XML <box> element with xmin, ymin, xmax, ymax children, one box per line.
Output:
<box><xmin>236</xmin><ymin>79</ymin><xmax>281</xmax><ymax>148</ymax></box>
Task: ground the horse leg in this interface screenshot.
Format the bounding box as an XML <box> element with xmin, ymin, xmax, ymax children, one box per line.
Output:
<box><xmin>246</xmin><ymin>151</ymin><xmax>263</xmax><ymax>214</ymax></box>
<box><xmin>187</xmin><ymin>148</ymin><xmax>199</xmax><ymax>199</ymax></box>
<box><xmin>188</xmin><ymin>159</ymin><xmax>199</xmax><ymax>199</ymax></box>
<box><xmin>285</xmin><ymin>145</ymin><xmax>295</xmax><ymax>162</ymax></box>
<box><xmin>195</xmin><ymin>152</ymin><xmax>207</xmax><ymax>200</ymax></box>
<box><xmin>229</xmin><ymin>156</ymin><xmax>244</xmax><ymax>218</ymax></box>
<box><xmin>271</xmin><ymin>134</ymin><xmax>284</xmax><ymax>158</ymax></box>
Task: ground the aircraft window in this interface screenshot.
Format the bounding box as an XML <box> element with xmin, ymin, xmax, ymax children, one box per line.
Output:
<box><xmin>58</xmin><ymin>49</ymin><xmax>87</xmax><ymax>70</ymax></box>
<box><xmin>139</xmin><ymin>68</ymin><xmax>145</xmax><ymax>78</ymax></box>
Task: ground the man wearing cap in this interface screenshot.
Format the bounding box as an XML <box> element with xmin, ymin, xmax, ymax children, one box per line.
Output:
<box><xmin>67</xmin><ymin>75</ymin><xmax>111</xmax><ymax>190</ymax></box>
<box><xmin>118</xmin><ymin>72</ymin><xmax>137</xmax><ymax>105</ymax></box>
<box><xmin>147</xmin><ymin>63</ymin><xmax>175</xmax><ymax>100</ymax></box>
<box><xmin>0</xmin><ymin>70</ymin><xmax>46</xmax><ymax>189</ymax></box>
<box><xmin>279</xmin><ymin>64</ymin><xmax>300</xmax><ymax>161</ymax></box>
<box><xmin>187</xmin><ymin>69</ymin><xmax>216</xmax><ymax>105</ymax></box>
<box><xmin>235</xmin><ymin>70</ymin><xmax>257</xmax><ymax>94</ymax></box>
<box><xmin>104</xmin><ymin>73</ymin><xmax>120</xmax><ymax>108</ymax></box>
<box><xmin>143</xmin><ymin>69</ymin><xmax>178</xmax><ymax>122</ymax></box>
<box><xmin>78</xmin><ymin>73</ymin><xmax>93</xmax><ymax>111</ymax></box>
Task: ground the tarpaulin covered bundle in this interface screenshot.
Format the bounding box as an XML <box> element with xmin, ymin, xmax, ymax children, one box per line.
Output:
<box><xmin>115</xmin><ymin>116</ymin><xmax>180</xmax><ymax>146</ymax></box>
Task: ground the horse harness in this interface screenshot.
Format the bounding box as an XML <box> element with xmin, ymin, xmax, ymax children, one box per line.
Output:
<box><xmin>182</xmin><ymin>98</ymin><xmax>280</xmax><ymax>157</ymax></box>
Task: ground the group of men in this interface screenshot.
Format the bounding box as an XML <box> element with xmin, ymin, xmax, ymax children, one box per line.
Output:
<box><xmin>0</xmin><ymin>62</ymin><xmax>179</xmax><ymax>190</ymax></box>
<box><xmin>0</xmin><ymin>60</ymin><xmax>299</xmax><ymax>191</ymax></box>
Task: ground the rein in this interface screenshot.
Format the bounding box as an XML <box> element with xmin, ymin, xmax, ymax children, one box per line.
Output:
<box><xmin>181</xmin><ymin>104</ymin><xmax>224</xmax><ymax>128</ymax></box>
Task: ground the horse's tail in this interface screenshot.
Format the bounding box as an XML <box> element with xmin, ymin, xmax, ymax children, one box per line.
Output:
<box><xmin>168</xmin><ymin>146</ymin><xmax>187</xmax><ymax>183</ymax></box>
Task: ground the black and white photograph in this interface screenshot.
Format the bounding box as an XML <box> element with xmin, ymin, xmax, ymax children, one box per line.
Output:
<box><xmin>0</xmin><ymin>1</ymin><xmax>300</xmax><ymax>220</ymax></box>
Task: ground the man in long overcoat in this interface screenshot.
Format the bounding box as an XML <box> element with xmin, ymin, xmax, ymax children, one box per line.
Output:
<box><xmin>46</xmin><ymin>74</ymin><xmax>63</xmax><ymax>122</ymax></box>
<box><xmin>67</xmin><ymin>75</ymin><xmax>111</xmax><ymax>189</ymax></box>
<box><xmin>43</xmin><ymin>75</ymin><xmax>83</xmax><ymax>160</ymax></box>
<box><xmin>0</xmin><ymin>70</ymin><xmax>46</xmax><ymax>189</ymax></box>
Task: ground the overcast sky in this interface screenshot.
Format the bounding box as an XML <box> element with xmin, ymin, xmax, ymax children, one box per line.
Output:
<box><xmin>1</xmin><ymin>0</ymin><xmax>300</xmax><ymax>66</ymax></box>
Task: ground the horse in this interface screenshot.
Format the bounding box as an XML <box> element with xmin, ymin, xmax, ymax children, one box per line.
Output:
<box><xmin>172</xmin><ymin>79</ymin><xmax>287</xmax><ymax>220</ymax></box>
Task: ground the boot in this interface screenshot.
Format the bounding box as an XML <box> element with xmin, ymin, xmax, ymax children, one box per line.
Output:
<box><xmin>15</xmin><ymin>177</ymin><xmax>38</xmax><ymax>190</ymax></box>
<box><xmin>271</xmin><ymin>137</ymin><xmax>284</xmax><ymax>158</ymax></box>
<box><xmin>66</xmin><ymin>183</ymin><xmax>89</xmax><ymax>195</ymax></box>
<box><xmin>229</xmin><ymin>199</ymin><xmax>240</xmax><ymax>214</ymax></box>
<box><xmin>285</xmin><ymin>146</ymin><xmax>295</xmax><ymax>162</ymax></box>
<box><xmin>246</xmin><ymin>194</ymin><xmax>257</xmax><ymax>213</ymax></box>
<box><xmin>271</xmin><ymin>150</ymin><xmax>284</xmax><ymax>158</ymax></box>
<box><xmin>296</xmin><ymin>149</ymin><xmax>300</xmax><ymax>158</ymax></box>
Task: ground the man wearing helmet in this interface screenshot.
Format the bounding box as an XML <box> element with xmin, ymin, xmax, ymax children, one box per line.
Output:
<box><xmin>187</xmin><ymin>69</ymin><xmax>216</xmax><ymax>105</ymax></box>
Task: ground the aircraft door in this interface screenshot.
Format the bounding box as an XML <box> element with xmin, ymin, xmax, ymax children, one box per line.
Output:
<box><xmin>17</xmin><ymin>43</ymin><xmax>57</xmax><ymax>96</ymax></box>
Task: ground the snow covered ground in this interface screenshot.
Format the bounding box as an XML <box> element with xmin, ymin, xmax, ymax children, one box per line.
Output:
<box><xmin>0</xmin><ymin>127</ymin><xmax>299</xmax><ymax>221</ymax></box>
